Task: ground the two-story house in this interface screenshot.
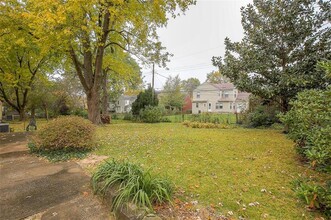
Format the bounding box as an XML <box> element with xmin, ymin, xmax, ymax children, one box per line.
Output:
<box><xmin>192</xmin><ymin>82</ymin><xmax>250</xmax><ymax>114</ymax></box>
<box><xmin>109</xmin><ymin>95</ymin><xmax>137</xmax><ymax>113</ymax></box>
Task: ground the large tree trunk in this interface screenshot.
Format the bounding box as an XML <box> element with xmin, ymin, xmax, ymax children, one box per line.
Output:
<box><xmin>101</xmin><ymin>71</ymin><xmax>109</xmax><ymax>115</ymax></box>
<box><xmin>18</xmin><ymin>108</ymin><xmax>25</xmax><ymax>121</ymax></box>
<box><xmin>87</xmin><ymin>89</ymin><xmax>101</xmax><ymax>124</ymax></box>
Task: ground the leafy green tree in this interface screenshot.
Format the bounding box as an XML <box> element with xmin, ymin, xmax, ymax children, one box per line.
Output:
<box><xmin>131</xmin><ymin>86</ymin><xmax>158</xmax><ymax>116</ymax></box>
<box><xmin>181</xmin><ymin>77</ymin><xmax>200</xmax><ymax>97</ymax></box>
<box><xmin>102</xmin><ymin>53</ymin><xmax>142</xmax><ymax>115</ymax></box>
<box><xmin>160</xmin><ymin>75</ymin><xmax>185</xmax><ymax>111</ymax></box>
<box><xmin>20</xmin><ymin>0</ymin><xmax>195</xmax><ymax>124</ymax></box>
<box><xmin>29</xmin><ymin>76</ymin><xmax>57</xmax><ymax>121</ymax></box>
<box><xmin>206</xmin><ymin>70</ymin><xmax>230</xmax><ymax>84</ymax></box>
<box><xmin>213</xmin><ymin>0</ymin><xmax>331</xmax><ymax>112</ymax></box>
<box><xmin>0</xmin><ymin>2</ymin><xmax>54</xmax><ymax>120</ymax></box>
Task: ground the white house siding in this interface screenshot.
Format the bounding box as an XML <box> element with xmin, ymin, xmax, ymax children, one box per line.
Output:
<box><xmin>192</xmin><ymin>82</ymin><xmax>249</xmax><ymax>114</ymax></box>
<box><xmin>109</xmin><ymin>95</ymin><xmax>137</xmax><ymax>113</ymax></box>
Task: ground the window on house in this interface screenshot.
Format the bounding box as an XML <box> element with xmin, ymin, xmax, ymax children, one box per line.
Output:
<box><xmin>197</xmin><ymin>92</ymin><xmax>200</xmax><ymax>98</ymax></box>
<box><xmin>233</xmin><ymin>103</ymin><xmax>236</xmax><ymax>109</ymax></box>
<box><xmin>196</xmin><ymin>103</ymin><xmax>199</xmax><ymax>108</ymax></box>
<box><xmin>208</xmin><ymin>103</ymin><xmax>212</xmax><ymax>110</ymax></box>
<box><xmin>234</xmin><ymin>93</ymin><xmax>237</xmax><ymax>98</ymax></box>
<box><xmin>230</xmin><ymin>103</ymin><xmax>232</xmax><ymax>109</ymax></box>
<box><xmin>222</xmin><ymin>91</ymin><xmax>229</xmax><ymax>98</ymax></box>
<box><xmin>216</xmin><ymin>102</ymin><xmax>223</xmax><ymax>109</ymax></box>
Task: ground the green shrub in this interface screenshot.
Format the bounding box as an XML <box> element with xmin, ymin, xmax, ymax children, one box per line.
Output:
<box><xmin>280</xmin><ymin>88</ymin><xmax>331</xmax><ymax>171</ymax></box>
<box><xmin>92</xmin><ymin>160</ymin><xmax>173</xmax><ymax>211</ymax></box>
<box><xmin>242</xmin><ymin>105</ymin><xmax>280</xmax><ymax>128</ymax></box>
<box><xmin>189</xmin><ymin>113</ymin><xmax>234</xmax><ymax>124</ymax></box>
<box><xmin>72</xmin><ymin>108</ymin><xmax>88</xmax><ymax>119</ymax></box>
<box><xmin>292</xmin><ymin>179</ymin><xmax>331</xmax><ymax>217</ymax></box>
<box><xmin>139</xmin><ymin>106</ymin><xmax>163</xmax><ymax>123</ymax></box>
<box><xmin>123</xmin><ymin>113</ymin><xmax>133</xmax><ymax>121</ymax></box>
<box><xmin>31</xmin><ymin>116</ymin><xmax>96</xmax><ymax>151</ymax></box>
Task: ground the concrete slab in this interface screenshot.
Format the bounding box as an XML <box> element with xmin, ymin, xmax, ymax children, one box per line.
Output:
<box><xmin>0</xmin><ymin>132</ymin><xmax>111</xmax><ymax>220</ymax></box>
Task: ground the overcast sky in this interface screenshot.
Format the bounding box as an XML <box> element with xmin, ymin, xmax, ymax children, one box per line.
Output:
<box><xmin>142</xmin><ymin>0</ymin><xmax>252</xmax><ymax>90</ymax></box>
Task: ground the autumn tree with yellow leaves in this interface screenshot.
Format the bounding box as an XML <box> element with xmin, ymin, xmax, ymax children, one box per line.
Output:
<box><xmin>0</xmin><ymin>0</ymin><xmax>196</xmax><ymax>124</ymax></box>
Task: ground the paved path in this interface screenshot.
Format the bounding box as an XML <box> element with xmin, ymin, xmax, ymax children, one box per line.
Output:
<box><xmin>0</xmin><ymin>132</ymin><xmax>112</xmax><ymax>220</ymax></box>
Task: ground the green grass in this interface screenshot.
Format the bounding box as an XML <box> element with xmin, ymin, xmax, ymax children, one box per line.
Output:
<box><xmin>95</xmin><ymin>122</ymin><xmax>329</xmax><ymax>219</ymax></box>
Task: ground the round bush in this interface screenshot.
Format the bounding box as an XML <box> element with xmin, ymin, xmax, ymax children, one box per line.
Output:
<box><xmin>139</xmin><ymin>106</ymin><xmax>163</xmax><ymax>123</ymax></box>
<box><xmin>32</xmin><ymin>116</ymin><xmax>96</xmax><ymax>150</ymax></box>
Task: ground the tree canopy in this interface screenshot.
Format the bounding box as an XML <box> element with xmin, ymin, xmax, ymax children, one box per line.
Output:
<box><xmin>0</xmin><ymin>2</ymin><xmax>56</xmax><ymax>120</ymax></box>
<box><xmin>181</xmin><ymin>77</ymin><xmax>200</xmax><ymax>97</ymax></box>
<box><xmin>1</xmin><ymin>0</ymin><xmax>196</xmax><ymax>124</ymax></box>
<box><xmin>213</xmin><ymin>0</ymin><xmax>331</xmax><ymax>112</ymax></box>
<box><xmin>206</xmin><ymin>70</ymin><xmax>230</xmax><ymax>84</ymax></box>
<box><xmin>159</xmin><ymin>75</ymin><xmax>185</xmax><ymax>110</ymax></box>
<box><xmin>131</xmin><ymin>86</ymin><xmax>158</xmax><ymax>116</ymax></box>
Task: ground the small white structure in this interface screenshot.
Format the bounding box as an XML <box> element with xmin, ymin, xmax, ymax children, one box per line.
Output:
<box><xmin>110</xmin><ymin>95</ymin><xmax>137</xmax><ymax>113</ymax></box>
<box><xmin>192</xmin><ymin>82</ymin><xmax>250</xmax><ymax>114</ymax></box>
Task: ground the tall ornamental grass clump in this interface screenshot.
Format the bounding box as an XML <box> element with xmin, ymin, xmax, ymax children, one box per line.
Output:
<box><xmin>31</xmin><ymin>116</ymin><xmax>96</xmax><ymax>151</ymax></box>
<box><xmin>280</xmin><ymin>88</ymin><xmax>331</xmax><ymax>172</ymax></box>
<box><xmin>92</xmin><ymin>160</ymin><xmax>173</xmax><ymax>211</ymax></box>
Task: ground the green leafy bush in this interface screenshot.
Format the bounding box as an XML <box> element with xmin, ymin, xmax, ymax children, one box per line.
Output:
<box><xmin>31</xmin><ymin>116</ymin><xmax>96</xmax><ymax>151</ymax></box>
<box><xmin>123</xmin><ymin>113</ymin><xmax>133</xmax><ymax>120</ymax></box>
<box><xmin>292</xmin><ymin>179</ymin><xmax>331</xmax><ymax>217</ymax></box>
<box><xmin>280</xmin><ymin>88</ymin><xmax>331</xmax><ymax>171</ymax></box>
<box><xmin>139</xmin><ymin>106</ymin><xmax>163</xmax><ymax>123</ymax></box>
<box><xmin>241</xmin><ymin>105</ymin><xmax>280</xmax><ymax>128</ymax></box>
<box><xmin>190</xmin><ymin>113</ymin><xmax>233</xmax><ymax>124</ymax></box>
<box><xmin>72</xmin><ymin>108</ymin><xmax>88</xmax><ymax>119</ymax></box>
<box><xmin>92</xmin><ymin>160</ymin><xmax>173</xmax><ymax>211</ymax></box>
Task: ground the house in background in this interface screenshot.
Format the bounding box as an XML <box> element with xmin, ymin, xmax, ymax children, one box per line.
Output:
<box><xmin>192</xmin><ymin>82</ymin><xmax>250</xmax><ymax>114</ymax></box>
<box><xmin>109</xmin><ymin>95</ymin><xmax>137</xmax><ymax>113</ymax></box>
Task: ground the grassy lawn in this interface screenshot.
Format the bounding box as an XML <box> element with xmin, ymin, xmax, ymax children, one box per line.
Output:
<box><xmin>95</xmin><ymin>122</ymin><xmax>329</xmax><ymax>219</ymax></box>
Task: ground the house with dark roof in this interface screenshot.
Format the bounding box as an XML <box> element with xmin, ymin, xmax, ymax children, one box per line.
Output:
<box><xmin>192</xmin><ymin>82</ymin><xmax>250</xmax><ymax>114</ymax></box>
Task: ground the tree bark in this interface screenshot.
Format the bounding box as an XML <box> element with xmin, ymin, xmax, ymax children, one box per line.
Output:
<box><xmin>87</xmin><ymin>89</ymin><xmax>101</xmax><ymax>124</ymax></box>
<box><xmin>280</xmin><ymin>97</ymin><xmax>289</xmax><ymax>113</ymax></box>
<box><xmin>18</xmin><ymin>108</ymin><xmax>25</xmax><ymax>121</ymax></box>
<box><xmin>101</xmin><ymin>71</ymin><xmax>109</xmax><ymax>115</ymax></box>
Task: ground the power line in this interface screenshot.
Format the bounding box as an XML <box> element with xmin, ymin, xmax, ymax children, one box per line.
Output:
<box><xmin>173</xmin><ymin>45</ymin><xmax>223</xmax><ymax>60</ymax></box>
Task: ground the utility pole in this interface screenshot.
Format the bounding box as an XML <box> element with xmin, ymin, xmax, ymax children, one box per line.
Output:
<box><xmin>152</xmin><ymin>62</ymin><xmax>155</xmax><ymax>101</ymax></box>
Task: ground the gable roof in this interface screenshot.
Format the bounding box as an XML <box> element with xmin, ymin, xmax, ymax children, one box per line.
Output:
<box><xmin>213</xmin><ymin>83</ymin><xmax>235</xmax><ymax>90</ymax></box>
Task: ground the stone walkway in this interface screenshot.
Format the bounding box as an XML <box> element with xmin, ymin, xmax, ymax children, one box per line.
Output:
<box><xmin>0</xmin><ymin>132</ymin><xmax>112</xmax><ymax>220</ymax></box>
